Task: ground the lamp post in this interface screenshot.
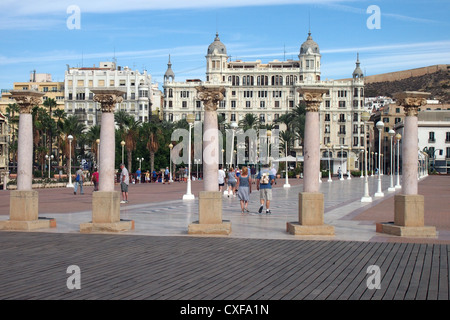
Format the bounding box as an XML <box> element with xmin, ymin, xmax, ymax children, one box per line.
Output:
<box><xmin>380</xmin><ymin>154</ymin><xmax>384</xmax><ymax>176</ymax></box>
<box><xmin>347</xmin><ymin>146</ymin><xmax>352</xmax><ymax>180</ymax></box>
<box><xmin>183</xmin><ymin>113</ymin><xmax>195</xmax><ymax>200</ymax></box>
<box><xmin>169</xmin><ymin>143</ymin><xmax>173</xmax><ymax>183</ymax></box>
<box><xmin>221</xmin><ymin>148</ymin><xmax>225</xmax><ymax>167</ymax></box>
<box><xmin>45</xmin><ymin>154</ymin><xmax>54</xmax><ymax>179</ymax></box>
<box><xmin>327</xmin><ymin>143</ymin><xmax>332</xmax><ymax>182</ymax></box>
<box><xmin>388</xmin><ymin>129</ymin><xmax>396</xmax><ymax>191</ymax></box>
<box><xmin>361</xmin><ymin>111</ymin><xmax>372</xmax><ymax>202</ymax></box>
<box><xmin>375</xmin><ymin>121</ymin><xmax>384</xmax><ymax>197</ymax></box>
<box><xmin>120</xmin><ymin>140</ymin><xmax>125</xmax><ymax>165</ymax></box>
<box><xmin>267</xmin><ymin>129</ymin><xmax>272</xmax><ymax>165</ymax></box>
<box><xmin>96</xmin><ymin>139</ymin><xmax>100</xmax><ymax>170</ymax></box>
<box><xmin>371</xmin><ymin>151</ymin><xmax>374</xmax><ymax>176</ymax></box>
<box><xmin>67</xmin><ymin>135</ymin><xmax>74</xmax><ymax>188</ymax></box>
<box><xmin>340</xmin><ymin>145</ymin><xmax>344</xmax><ymax>180</ymax></box>
<box><xmin>229</xmin><ymin>122</ymin><xmax>238</xmax><ymax>169</ymax></box>
<box><xmin>283</xmin><ymin>140</ymin><xmax>290</xmax><ymax>188</ymax></box>
<box><xmin>395</xmin><ymin>133</ymin><xmax>402</xmax><ymax>189</ymax></box>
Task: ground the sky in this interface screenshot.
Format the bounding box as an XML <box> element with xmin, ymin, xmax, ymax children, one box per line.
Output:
<box><xmin>0</xmin><ymin>0</ymin><xmax>449</xmax><ymax>91</ymax></box>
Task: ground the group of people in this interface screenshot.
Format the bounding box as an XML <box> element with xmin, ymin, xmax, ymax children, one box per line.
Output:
<box><xmin>134</xmin><ymin>167</ymin><xmax>171</xmax><ymax>184</ymax></box>
<box><xmin>218</xmin><ymin>164</ymin><xmax>275</xmax><ymax>215</ymax></box>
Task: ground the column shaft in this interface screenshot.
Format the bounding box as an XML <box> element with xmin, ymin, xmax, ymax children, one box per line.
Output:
<box><xmin>99</xmin><ymin>112</ymin><xmax>116</xmax><ymax>192</ymax></box>
<box><xmin>303</xmin><ymin>111</ymin><xmax>320</xmax><ymax>193</ymax></box>
<box><xmin>17</xmin><ymin>113</ymin><xmax>33</xmax><ymax>191</ymax></box>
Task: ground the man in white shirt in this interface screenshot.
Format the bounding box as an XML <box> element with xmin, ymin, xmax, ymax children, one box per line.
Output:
<box><xmin>120</xmin><ymin>164</ymin><xmax>129</xmax><ymax>203</ymax></box>
<box><xmin>218</xmin><ymin>165</ymin><xmax>226</xmax><ymax>192</ymax></box>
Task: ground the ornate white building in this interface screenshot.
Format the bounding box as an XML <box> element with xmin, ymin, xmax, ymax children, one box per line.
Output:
<box><xmin>163</xmin><ymin>32</ymin><xmax>366</xmax><ymax>172</ymax></box>
<box><xmin>64</xmin><ymin>62</ymin><xmax>153</xmax><ymax>127</ymax></box>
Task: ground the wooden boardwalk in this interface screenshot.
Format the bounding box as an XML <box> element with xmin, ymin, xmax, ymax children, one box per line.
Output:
<box><xmin>0</xmin><ymin>232</ymin><xmax>448</xmax><ymax>301</ymax></box>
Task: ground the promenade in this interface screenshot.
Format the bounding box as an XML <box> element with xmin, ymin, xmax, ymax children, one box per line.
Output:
<box><xmin>0</xmin><ymin>174</ymin><xmax>449</xmax><ymax>302</ymax></box>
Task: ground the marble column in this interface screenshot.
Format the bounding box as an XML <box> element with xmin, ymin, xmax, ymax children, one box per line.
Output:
<box><xmin>378</xmin><ymin>91</ymin><xmax>436</xmax><ymax>237</ymax></box>
<box><xmin>188</xmin><ymin>85</ymin><xmax>231</xmax><ymax>235</ymax></box>
<box><xmin>80</xmin><ymin>89</ymin><xmax>134</xmax><ymax>233</ymax></box>
<box><xmin>287</xmin><ymin>88</ymin><xmax>334</xmax><ymax>236</ymax></box>
<box><xmin>0</xmin><ymin>90</ymin><xmax>56</xmax><ymax>230</ymax></box>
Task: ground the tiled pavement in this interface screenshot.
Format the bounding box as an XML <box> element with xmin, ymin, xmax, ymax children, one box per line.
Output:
<box><xmin>0</xmin><ymin>175</ymin><xmax>449</xmax><ymax>301</ymax></box>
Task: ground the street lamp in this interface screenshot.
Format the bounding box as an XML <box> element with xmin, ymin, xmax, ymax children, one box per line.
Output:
<box><xmin>229</xmin><ymin>122</ymin><xmax>238</xmax><ymax>169</ymax></box>
<box><xmin>283</xmin><ymin>140</ymin><xmax>290</xmax><ymax>188</ymax></box>
<box><xmin>380</xmin><ymin>154</ymin><xmax>384</xmax><ymax>176</ymax></box>
<box><xmin>267</xmin><ymin>129</ymin><xmax>272</xmax><ymax>165</ymax></box>
<box><xmin>45</xmin><ymin>154</ymin><xmax>54</xmax><ymax>179</ymax></box>
<box><xmin>347</xmin><ymin>146</ymin><xmax>352</xmax><ymax>180</ymax></box>
<box><xmin>183</xmin><ymin>113</ymin><xmax>195</xmax><ymax>200</ymax></box>
<box><xmin>361</xmin><ymin>111</ymin><xmax>372</xmax><ymax>202</ymax></box>
<box><xmin>66</xmin><ymin>135</ymin><xmax>74</xmax><ymax>188</ymax></box>
<box><xmin>340</xmin><ymin>145</ymin><xmax>344</xmax><ymax>180</ymax></box>
<box><xmin>374</xmin><ymin>121</ymin><xmax>384</xmax><ymax>197</ymax></box>
<box><xmin>169</xmin><ymin>143</ymin><xmax>173</xmax><ymax>183</ymax></box>
<box><xmin>96</xmin><ymin>139</ymin><xmax>100</xmax><ymax>170</ymax></box>
<box><xmin>371</xmin><ymin>151</ymin><xmax>374</xmax><ymax>176</ymax></box>
<box><xmin>395</xmin><ymin>133</ymin><xmax>402</xmax><ymax>189</ymax></box>
<box><xmin>327</xmin><ymin>143</ymin><xmax>332</xmax><ymax>182</ymax></box>
<box><xmin>388</xmin><ymin>129</ymin><xmax>396</xmax><ymax>191</ymax></box>
<box><xmin>120</xmin><ymin>140</ymin><xmax>125</xmax><ymax>165</ymax></box>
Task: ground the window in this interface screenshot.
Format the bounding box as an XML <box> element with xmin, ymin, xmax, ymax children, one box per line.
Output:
<box><xmin>446</xmin><ymin>147</ymin><xmax>450</xmax><ymax>158</ymax></box>
<box><xmin>339</xmin><ymin>125</ymin><xmax>346</xmax><ymax>135</ymax></box>
<box><xmin>231</xmin><ymin>101</ymin><xmax>236</xmax><ymax>109</ymax></box>
<box><xmin>339</xmin><ymin>101</ymin><xmax>346</xmax><ymax>109</ymax></box>
<box><xmin>182</xmin><ymin>101</ymin><xmax>187</xmax><ymax>108</ymax></box>
<box><xmin>324</xmin><ymin>124</ymin><xmax>330</xmax><ymax>133</ymax></box>
<box><xmin>429</xmin><ymin>131</ymin><xmax>435</xmax><ymax>143</ymax></box>
<box><xmin>246</xmin><ymin>101</ymin><xmax>251</xmax><ymax>108</ymax></box>
<box><xmin>446</xmin><ymin>132</ymin><xmax>450</xmax><ymax>142</ymax></box>
<box><xmin>353</xmin><ymin>137</ymin><xmax>359</xmax><ymax>147</ymax></box>
<box><xmin>383</xmin><ymin>117</ymin><xmax>389</xmax><ymax>123</ymax></box>
<box><xmin>339</xmin><ymin>114</ymin><xmax>345</xmax><ymax>122</ymax></box>
<box><xmin>259</xmin><ymin>114</ymin><xmax>265</xmax><ymax>123</ymax></box>
<box><xmin>274</xmin><ymin>101</ymin><xmax>280</xmax><ymax>108</ymax></box>
<box><xmin>353</xmin><ymin>113</ymin><xmax>358</xmax><ymax>122</ymax></box>
<box><xmin>325</xmin><ymin>113</ymin><xmax>330</xmax><ymax>122</ymax></box>
<box><xmin>196</xmin><ymin>101</ymin><xmax>201</xmax><ymax>109</ymax></box>
<box><xmin>260</xmin><ymin>101</ymin><xmax>265</xmax><ymax>109</ymax></box>
<box><xmin>353</xmin><ymin>124</ymin><xmax>359</xmax><ymax>134</ymax></box>
<box><xmin>231</xmin><ymin>114</ymin><xmax>236</xmax><ymax>121</ymax></box>
<box><xmin>325</xmin><ymin>100</ymin><xmax>330</xmax><ymax>109</ymax></box>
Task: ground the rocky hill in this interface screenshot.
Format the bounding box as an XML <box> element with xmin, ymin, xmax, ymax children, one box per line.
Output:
<box><xmin>364</xmin><ymin>65</ymin><xmax>450</xmax><ymax>103</ymax></box>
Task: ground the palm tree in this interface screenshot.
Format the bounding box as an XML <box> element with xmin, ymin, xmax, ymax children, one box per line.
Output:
<box><xmin>85</xmin><ymin>124</ymin><xmax>101</xmax><ymax>167</ymax></box>
<box><xmin>141</xmin><ymin>121</ymin><xmax>162</xmax><ymax>172</ymax></box>
<box><xmin>115</xmin><ymin>111</ymin><xmax>141</xmax><ymax>171</ymax></box>
<box><xmin>238</xmin><ymin>113</ymin><xmax>259</xmax><ymax>131</ymax></box>
<box><xmin>43</xmin><ymin>98</ymin><xmax>57</xmax><ymax>153</ymax></box>
<box><xmin>61</xmin><ymin>115</ymin><xmax>86</xmax><ymax>172</ymax></box>
<box><xmin>53</xmin><ymin>109</ymin><xmax>67</xmax><ymax>163</ymax></box>
<box><xmin>5</xmin><ymin>103</ymin><xmax>20</xmax><ymax>166</ymax></box>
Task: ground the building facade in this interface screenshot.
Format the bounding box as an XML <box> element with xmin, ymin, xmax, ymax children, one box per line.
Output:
<box><xmin>64</xmin><ymin>62</ymin><xmax>153</xmax><ymax>127</ymax></box>
<box><xmin>163</xmin><ymin>32</ymin><xmax>365</xmax><ymax>173</ymax></box>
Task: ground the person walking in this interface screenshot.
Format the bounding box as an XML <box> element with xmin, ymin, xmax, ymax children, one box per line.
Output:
<box><xmin>256</xmin><ymin>163</ymin><xmax>275</xmax><ymax>214</ymax></box>
<box><xmin>218</xmin><ymin>165</ymin><xmax>226</xmax><ymax>192</ymax></box>
<box><xmin>73</xmin><ymin>167</ymin><xmax>84</xmax><ymax>195</ymax></box>
<box><xmin>226</xmin><ymin>166</ymin><xmax>237</xmax><ymax>197</ymax></box>
<box><xmin>91</xmin><ymin>168</ymin><xmax>99</xmax><ymax>192</ymax></box>
<box><xmin>237</xmin><ymin>166</ymin><xmax>251</xmax><ymax>213</ymax></box>
<box><xmin>120</xmin><ymin>163</ymin><xmax>129</xmax><ymax>204</ymax></box>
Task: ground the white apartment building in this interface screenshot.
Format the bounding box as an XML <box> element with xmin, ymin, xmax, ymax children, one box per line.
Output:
<box><xmin>163</xmin><ymin>32</ymin><xmax>365</xmax><ymax>172</ymax></box>
<box><xmin>65</xmin><ymin>62</ymin><xmax>153</xmax><ymax>127</ymax></box>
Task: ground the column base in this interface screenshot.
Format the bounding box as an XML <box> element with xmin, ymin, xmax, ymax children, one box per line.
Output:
<box><xmin>283</xmin><ymin>183</ymin><xmax>291</xmax><ymax>188</ymax></box>
<box><xmin>0</xmin><ymin>217</ymin><xmax>56</xmax><ymax>231</ymax></box>
<box><xmin>188</xmin><ymin>220</ymin><xmax>231</xmax><ymax>235</ymax></box>
<box><xmin>376</xmin><ymin>194</ymin><xmax>436</xmax><ymax>237</ymax></box>
<box><xmin>286</xmin><ymin>222</ymin><xmax>334</xmax><ymax>236</ymax></box>
<box><xmin>80</xmin><ymin>191</ymin><xmax>134</xmax><ymax>233</ymax></box>
<box><xmin>80</xmin><ymin>219</ymin><xmax>135</xmax><ymax>233</ymax></box>
<box><xmin>361</xmin><ymin>196</ymin><xmax>373</xmax><ymax>203</ymax></box>
<box><xmin>376</xmin><ymin>222</ymin><xmax>436</xmax><ymax>237</ymax></box>
<box><xmin>188</xmin><ymin>191</ymin><xmax>231</xmax><ymax>235</ymax></box>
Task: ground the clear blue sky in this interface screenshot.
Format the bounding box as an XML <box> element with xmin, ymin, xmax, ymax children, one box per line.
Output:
<box><xmin>0</xmin><ymin>0</ymin><xmax>449</xmax><ymax>91</ymax></box>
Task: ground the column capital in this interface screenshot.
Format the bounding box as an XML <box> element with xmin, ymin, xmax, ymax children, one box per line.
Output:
<box><xmin>10</xmin><ymin>90</ymin><xmax>44</xmax><ymax>114</ymax></box>
<box><xmin>195</xmin><ymin>85</ymin><xmax>225</xmax><ymax>111</ymax></box>
<box><xmin>91</xmin><ymin>89</ymin><xmax>126</xmax><ymax>113</ymax></box>
<box><xmin>297</xmin><ymin>87</ymin><xmax>329</xmax><ymax>112</ymax></box>
<box><xmin>395</xmin><ymin>91</ymin><xmax>430</xmax><ymax>117</ymax></box>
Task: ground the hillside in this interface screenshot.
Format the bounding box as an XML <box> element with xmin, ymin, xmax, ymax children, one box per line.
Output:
<box><xmin>364</xmin><ymin>65</ymin><xmax>450</xmax><ymax>103</ymax></box>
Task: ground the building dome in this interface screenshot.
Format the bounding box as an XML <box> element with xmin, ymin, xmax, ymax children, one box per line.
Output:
<box><xmin>300</xmin><ymin>32</ymin><xmax>320</xmax><ymax>55</ymax></box>
<box><xmin>207</xmin><ymin>32</ymin><xmax>227</xmax><ymax>55</ymax></box>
